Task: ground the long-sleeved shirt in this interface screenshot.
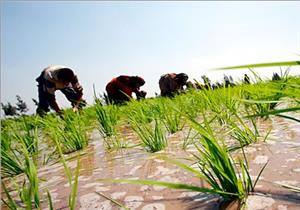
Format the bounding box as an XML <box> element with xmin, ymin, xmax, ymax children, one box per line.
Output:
<box><xmin>159</xmin><ymin>73</ymin><xmax>183</xmax><ymax>96</ymax></box>
<box><xmin>36</xmin><ymin>65</ymin><xmax>83</xmax><ymax>113</ymax></box>
<box><xmin>106</xmin><ymin>75</ymin><xmax>142</xmax><ymax>98</ymax></box>
<box><xmin>41</xmin><ymin>65</ymin><xmax>82</xmax><ymax>95</ymax></box>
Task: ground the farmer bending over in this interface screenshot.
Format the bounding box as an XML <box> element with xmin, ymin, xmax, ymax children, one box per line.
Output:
<box><xmin>106</xmin><ymin>75</ymin><xmax>146</xmax><ymax>104</ymax></box>
<box><xmin>36</xmin><ymin>65</ymin><xmax>86</xmax><ymax>116</ymax></box>
<box><xmin>159</xmin><ymin>73</ymin><xmax>189</xmax><ymax>97</ymax></box>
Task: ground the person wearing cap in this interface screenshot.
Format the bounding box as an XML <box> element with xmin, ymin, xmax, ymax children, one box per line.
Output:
<box><xmin>106</xmin><ymin>75</ymin><xmax>146</xmax><ymax>104</ymax></box>
<box><xmin>159</xmin><ymin>73</ymin><xmax>189</xmax><ymax>97</ymax></box>
<box><xmin>35</xmin><ymin>65</ymin><xmax>86</xmax><ymax>116</ymax></box>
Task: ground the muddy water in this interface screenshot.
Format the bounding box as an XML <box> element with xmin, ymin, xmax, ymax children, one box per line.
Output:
<box><xmin>3</xmin><ymin>114</ymin><xmax>300</xmax><ymax>210</ymax></box>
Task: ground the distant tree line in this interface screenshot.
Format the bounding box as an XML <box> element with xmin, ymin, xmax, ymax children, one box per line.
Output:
<box><xmin>1</xmin><ymin>95</ymin><xmax>32</xmax><ymax>117</ymax></box>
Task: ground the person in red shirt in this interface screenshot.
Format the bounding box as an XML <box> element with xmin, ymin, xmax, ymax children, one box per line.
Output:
<box><xmin>35</xmin><ymin>65</ymin><xmax>86</xmax><ymax>116</ymax></box>
<box><xmin>105</xmin><ymin>75</ymin><xmax>146</xmax><ymax>104</ymax></box>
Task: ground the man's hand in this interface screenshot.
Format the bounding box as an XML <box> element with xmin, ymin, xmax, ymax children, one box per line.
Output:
<box><xmin>136</xmin><ymin>90</ymin><xmax>147</xmax><ymax>100</ymax></box>
<box><xmin>73</xmin><ymin>106</ymin><xmax>79</xmax><ymax>113</ymax></box>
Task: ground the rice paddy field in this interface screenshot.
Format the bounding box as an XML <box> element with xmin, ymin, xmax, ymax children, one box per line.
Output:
<box><xmin>1</xmin><ymin>71</ymin><xmax>300</xmax><ymax>210</ymax></box>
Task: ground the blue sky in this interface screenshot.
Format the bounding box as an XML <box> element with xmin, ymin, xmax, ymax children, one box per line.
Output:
<box><xmin>1</xmin><ymin>1</ymin><xmax>299</xmax><ymax>114</ymax></box>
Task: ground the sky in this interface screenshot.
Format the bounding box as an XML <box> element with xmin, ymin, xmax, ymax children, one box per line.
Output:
<box><xmin>1</xmin><ymin>1</ymin><xmax>300</xmax><ymax>114</ymax></box>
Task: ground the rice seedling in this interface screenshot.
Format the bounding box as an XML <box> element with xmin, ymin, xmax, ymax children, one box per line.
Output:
<box><xmin>130</xmin><ymin>117</ymin><xmax>167</xmax><ymax>152</ymax></box>
<box><xmin>21</xmin><ymin>142</ymin><xmax>41</xmax><ymax>209</ymax></box>
<box><xmin>246</xmin><ymin>106</ymin><xmax>300</xmax><ymax>123</ymax></box>
<box><xmin>94</xmin><ymin>101</ymin><xmax>119</xmax><ymax>138</ymax></box>
<box><xmin>214</xmin><ymin>60</ymin><xmax>299</xmax><ymax>120</ymax></box>
<box><xmin>62</xmin><ymin>112</ymin><xmax>88</xmax><ymax>153</ymax></box>
<box><xmin>1</xmin><ymin>129</ymin><xmax>25</xmax><ymax>177</ymax></box>
<box><xmin>198</xmin><ymin>88</ymin><xmax>233</xmax><ymax>126</ymax></box>
<box><xmin>46</xmin><ymin>189</ymin><xmax>54</xmax><ymax>210</ymax></box>
<box><xmin>1</xmin><ymin>149</ymin><xmax>24</xmax><ymax>177</ymax></box>
<box><xmin>188</xmin><ymin>113</ymin><xmax>267</xmax><ymax>201</ymax></box>
<box><xmin>2</xmin><ymin>113</ymin><xmax>82</xmax><ymax>210</ymax></box>
<box><xmin>102</xmin><ymin>135</ymin><xmax>129</xmax><ymax>150</ymax></box>
<box><xmin>241</xmin><ymin>83</ymin><xmax>285</xmax><ymax>117</ymax></box>
<box><xmin>225</xmin><ymin>102</ymin><xmax>260</xmax><ymax>147</ymax></box>
<box><xmin>182</xmin><ymin>127</ymin><xmax>199</xmax><ymax>150</ymax></box>
<box><xmin>177</xmin><ymin>90</ymin><xmax>204</xmax><ymax>120</ymax></box>
<box><xmin>43</xmin><ymin>112</ymin><xmax>88</xmax><ymax>154</ymax></box>
<box><xmin>1</xmin><ymin>139</ymin><xmax>41</xmax><ymax>209</ymax></box>
<box><xmin>242</xmin><ymin>77</ymin><xmax>300</xmax><ymax>122</ymax></box>
<box><xmin>155</xmin><ymin>97</ymin><xmax>185</xmax><ymax>134</ymax></box>
<box><xmin>1</xmin><ymin>181</ymin><xmax>18</xmax><ymax>210</ymax></box>
<box><xmin>125</xmin><ymin>99</ymin><xmax>157</xmax><ymax>125</ymax></box>
<box><xmin>213</xmin><ymin>60</ymin><xmax>300</xmax><ymax>70</ymax></box>
<box><xmin>9</xmin><ymin>116</ymin><xmax>39</xmax><ymax>156</ymax></box>
<box><xmin>107</xmin><ymin>111</ymin><xmax>267</xmax><ymax>206</ymax></box>
<box><xmin>52</xmin><ymin>130</ymin><xmax>81</xmax><ymax>210</ymax></box>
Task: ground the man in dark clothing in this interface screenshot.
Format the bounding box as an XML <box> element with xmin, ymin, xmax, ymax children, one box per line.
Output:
<box><xmin>105</xmin><ymin>75</ymin><xmax>146</xmax><ymax>104</ymax></box>
<box><xmin>159</xmin><ymin>73</ymin><xmax>189</xmax><ymax>97</ymax></box>
<box><xmin>36</xmin><ymin>65</ymin><xmax>86</xmax><ymax>116</ymax></box>
<box><xmin>244</xmin><ymin>74</ymin><xmax>251</xmax><ymax>84</ymax></box>
<box><xmin>272</xmin><ymin>73</ymin><xmax>281</xmax><ymax>81</ymax></box>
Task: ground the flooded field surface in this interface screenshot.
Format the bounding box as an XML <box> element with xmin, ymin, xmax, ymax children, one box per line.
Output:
<box><xmin>3</xmin><ymin>113</ymin><xmax>299</xmax><ymax>210</ymax></box>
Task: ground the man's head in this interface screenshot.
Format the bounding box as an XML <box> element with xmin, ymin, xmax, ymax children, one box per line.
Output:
<box><xmin>57</xmin><ymin>68</ymin><xmax>75</xmax><ymax>84</ymax></box>
<box><xmin>175</xmin><ymin>73</ymin><xmax>188</xmax><ymax>86</ymax></box>
<box><xmin>130</xmin><ymin>76</ymin><xmax>145</xmax><ymax>88</ymax></box>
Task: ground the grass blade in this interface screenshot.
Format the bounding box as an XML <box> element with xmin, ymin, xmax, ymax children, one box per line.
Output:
<box><xmin>213</xmin><ymin>60</ymin><xmax>300</xmax><ymax>70</ymax></box>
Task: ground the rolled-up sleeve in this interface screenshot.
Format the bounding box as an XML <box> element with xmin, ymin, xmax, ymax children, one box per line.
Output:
<box><xmin>71</xmin><ymin>75</ymin><xmax>83</xmax><ymax>94</ymax></box>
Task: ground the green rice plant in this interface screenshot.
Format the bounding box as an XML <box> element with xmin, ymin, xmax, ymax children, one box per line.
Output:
<box><xmin>1</xmin><ymin>129</ymin><xmax>25</xmax><ymax>177</ymax></box>
<box><xmin>130</xmin><ymin>117</ymin><xmax>167</xmax><ymax>152</ymax></box>
<box><xmin>213</xmin><ymin>60</ymin><xmax>300</xmax><ymax>70</ymax></box>
<box><xmin>52</xmin><ymin>132</ymin><xmax>80</xmax><ymax>210</ymax></box>
<box><xmin>107</xmin><ymin>112</ymin><xmax>267</xmax><ymax>206</ymax></box>
<box><xmin>214</xmin><ymin>61</ymin><xmax>298</xmax><ymax>115</ymax></box>
<box><xmin>22</xmin><ymin>142</ymin><xmax>41</xmax><ymax>209</ymax></box>
<box><xmin>102</xmin><ymin>135</ymin><xmax>129</xmax><ymax>150</ymax></box>
<box><xmin>80</xmin><ymin>106</ymin><xmax>99</xmax><ymax>132</ymax></box>
<box><xmin>2</xmin><ymin>139</ymin><xmax>41</xmax><ymax>209</ymax></box>
<box><xmin>176</xmin><ymin>90</ymin><xmax>205</xmax><ymax>120</ymax></box>
<box><xmin>94</xmin><ymin>102</ymin><xmax>119</xmax><ymax>138</ymax></box>
<box><xmin>188</xmin><ymin>113</ymin><xmax>267</xmax><ymax>201</ymax></box>
<box><xmin>62</xmin><ymin>113</ymin><xmax>88</xmax><ymax>153</ymax></box>
<box><xmin>182</xmin><ymin>127</ymin><xmax>199</xmax><ymax>150</ymax></box>
<box><xmin>242</xmin><ymin>83</ymin><xmax>287</xmax><ymax>117</ymax></box>
<box><xmin>155</xmin><ymin>98</ymin><xmax>184</xmax><ymax>134</ymax></box>
<box><xmin>242</xmin><ymin>75</ymin><xmax>300</xmax><ymax>122</ymax></box>
<box><xmin>1</xmin><ymin>181</ymin><xmax>18</xmax><ymax>210</ymax></box>
<box><xmin>1</xmin><ymin>149</ymin><xmax>24</xmax><ymax>177</ymax></box>
<box><xmin>195</xmin><ymin>86</ymin><xmax>238</xmax><ymax>126</ymax></box>
<box><xmin>125</xmin><ymin>99</ymin><xmax>156</xmax><ymax>125</ymax></box>
<box><xmin>43</xmin><ymin>112</ymin><xmax>88</xmax><ymax>154</ymax></box>
<box><xmin>225</xmin><ymin>104</ymin><xmax>259</xmax><ymax>147</ymax></box>
<box><xmin>9</xmin><ymin>116</ymin><xmax>39</xmax><ymax>156</ymax></box>
<box><xmin>246</xmin><ymin>106</ymin><xmax>300</xmax><ymax>123</ymax></box>
<box><xmin>46</xmin><ymin>189</ymin><xmax>54</xmax><ymax>210</ymax></box>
